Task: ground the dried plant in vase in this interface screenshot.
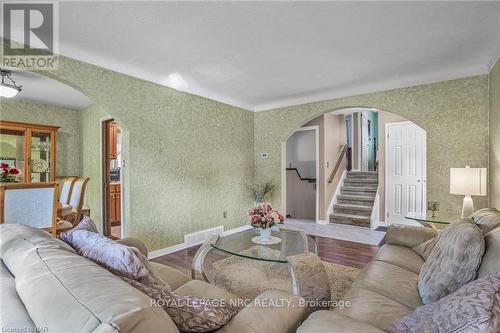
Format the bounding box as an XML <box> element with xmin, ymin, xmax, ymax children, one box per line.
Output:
<box><xmin>249</xmin><ymin>182</ymin><xmax>275</xmax><ymax>203</ymax></box>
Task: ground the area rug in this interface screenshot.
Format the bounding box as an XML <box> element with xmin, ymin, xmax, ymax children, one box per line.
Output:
<box><xmin>211</xmin><ymin>246</ymin><xmax>360</xmax><ymax>305</ymax></box>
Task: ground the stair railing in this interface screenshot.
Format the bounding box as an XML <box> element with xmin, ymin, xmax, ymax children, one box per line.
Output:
<box><xmin>328</xmin><ymin>144</ymin><xmax>348</xmax><ymax>184</ymax></box>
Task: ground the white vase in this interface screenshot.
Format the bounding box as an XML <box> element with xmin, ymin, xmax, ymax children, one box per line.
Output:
<box><xmin>259</xmin><ymin>227</ymin><xmax>272</xmax><ymax>240</ymax></box>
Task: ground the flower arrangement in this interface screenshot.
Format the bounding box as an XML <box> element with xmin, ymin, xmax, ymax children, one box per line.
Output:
<box><xmin>248</xmin><ymin>202</ymin><xmax>284</xmax><ymax>229</ymax></box>
<box><xmin>0</xmin><ymin>163</ymin><xmax>21</xmax><ymax>183</ymax></box>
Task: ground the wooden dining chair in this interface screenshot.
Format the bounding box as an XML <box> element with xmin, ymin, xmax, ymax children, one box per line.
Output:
<box><xmin>59</xmin><ymin>177</ymin><xmax>77</xmax><ymax>205</ymax></box>
<box><xmin>0</xmin><ymin>182</ymin><xmax>59</xmax><ymax>235</ymax></box>
<box><xmin>58</xmin><ymin>177</ymin><xmax>89</xmax><ymax>229</ymax></box>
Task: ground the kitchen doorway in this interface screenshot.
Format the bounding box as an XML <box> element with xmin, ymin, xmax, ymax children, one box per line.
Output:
<box><xmin>102</xmin><ymin>119</ymin><xmax>122</xmax><ymax>239</ymax></box>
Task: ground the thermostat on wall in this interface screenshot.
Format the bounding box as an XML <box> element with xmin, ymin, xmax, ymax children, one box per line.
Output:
<box><xmin>260</xmin><ymin>152</ymin><xmax>269</xmax><ymax>159</ymax></box>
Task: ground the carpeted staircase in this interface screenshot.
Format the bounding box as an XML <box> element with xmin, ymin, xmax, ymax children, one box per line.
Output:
<box><xmin>330</xmin><ymin>171</ymin><xmax>378</xmax><ymax>228</ymax></box>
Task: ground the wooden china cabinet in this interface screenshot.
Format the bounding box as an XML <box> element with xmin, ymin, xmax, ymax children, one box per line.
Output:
<box><xmin>0</xmin><ymin>120</ymin><xmax>59</xmax><ymax>183</ymax></box>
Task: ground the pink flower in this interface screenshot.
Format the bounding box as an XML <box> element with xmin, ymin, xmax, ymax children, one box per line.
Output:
<box><xmin>248</xmin><ymin>202</ymin><xmax>284</xmax><ymax>228</ymax></box>
<box><xmin>0</xmin><ymin>163</ymin><xmax>9</xmax><ymax>168</ymax></box>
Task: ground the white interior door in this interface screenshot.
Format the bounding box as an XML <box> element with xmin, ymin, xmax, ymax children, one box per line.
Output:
<box><xmin>386</xmin><ymin>122</ymin><xmax>426</xmax><ymax>225</ymax></box>
<box><xmin>360</xmin><ymin>112</ymin><xmax>369</xmax><ymax>171</ymax></box>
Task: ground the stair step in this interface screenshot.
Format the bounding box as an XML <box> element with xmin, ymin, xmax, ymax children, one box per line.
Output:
<box><xmin>330</xmin><ymin>213</ymin><xmax>371</xmax><ymax>228</ymax></box>
<box><xmin>344</xmin><ymin>179</ymin><xmax>378</xmax><ymax>186</ymax></box>
<box><xmin>341</xmin><ymin>186</ymin><xmax>377</xmax><ymax>192</ymax></box>
<box><xmin>333</xmin><ymin>203</ymin><xmax>372</xmax><ymax>216</ymax></box>
<box><xmin>337</xmin><ymin>194</ymin><xmax>375</xmax><ymax>206</ymax></box>
<box><xmin>341</xmin><ymin>189</ymin><xmax>377</xmax><ymax>196</ymax></box>
<box><xmin>347</xmin><ymin>171</ymin><xmax>378</xmax><ymax>179</ymax></box>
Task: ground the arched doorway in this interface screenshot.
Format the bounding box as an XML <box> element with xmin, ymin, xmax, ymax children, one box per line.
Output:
<box><xmin>283</xmin><ymin>107</ymin><xmax>427</xmax><ymax>229</ymax></box>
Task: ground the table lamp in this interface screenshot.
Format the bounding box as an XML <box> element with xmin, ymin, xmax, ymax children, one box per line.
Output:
<box><xmin>450</xmin><ymin>166</ymin><xmax>487</xmax><ymax>218</ymax></box>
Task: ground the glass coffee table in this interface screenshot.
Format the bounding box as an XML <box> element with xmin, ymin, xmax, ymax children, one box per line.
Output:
<box><xmin>405</xmin><ymin>212</ymin><xmax>461</xmax><ymax>229</ymax></box>
<box><xmin>191</xmin><ymin>227</ymin><xmax>330</xmax><ymax>309</ymax></box>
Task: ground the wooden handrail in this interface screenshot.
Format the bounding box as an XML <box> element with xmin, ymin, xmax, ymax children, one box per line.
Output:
<box><xmin>286</xmin><ymin>168</ymin><xmax>316</xmax><ymax>183</ymax></box>
<box><xmin>329</xmin><ymin>144</ymin><xmax>348</xmax><ymax>184</ymax></box>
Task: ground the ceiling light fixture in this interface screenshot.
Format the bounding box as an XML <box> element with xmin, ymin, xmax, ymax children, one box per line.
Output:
<box><xmin>0</xmin><ymin>69</ymin><xmax>22</xmax><ymax>98</ymax></box>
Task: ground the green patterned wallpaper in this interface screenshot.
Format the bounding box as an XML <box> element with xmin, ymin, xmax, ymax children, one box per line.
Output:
<box><xmin>255</xmin><ymin>76</ymin><xmax>490</xmax><ymax>216</ymax></box>
<box><xmin>35</xmin><ymin>55</ymin><xmax>255</xmax><ymax>251</ymax></box>
<box><xmin>490</xmin><ymin>58</ymin><xmax>500</xmax><ymax>209</ymax></box>
<box><xmin>0</xmin><ymin>99</ymin><xmax>80</xmax><ymax>177</ymax></box>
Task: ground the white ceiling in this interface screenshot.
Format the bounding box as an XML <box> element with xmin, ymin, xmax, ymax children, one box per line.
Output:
<box><xmin>4</xmin><ymin>69</ymin><xmax>92</xmax><ymax>109</ymax></box>
<box><xmin>4</xmin><ymin>1</ymin><xmax>500</xmax><ymax>111</ymax></box>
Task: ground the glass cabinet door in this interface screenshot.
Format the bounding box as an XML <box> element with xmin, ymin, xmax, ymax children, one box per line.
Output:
<box><xmin>30</xmin><ymin>131</ymin><xmax>53</xmax><ymax>182</ymax></box>
<box><xmin>0</xmin><ymin>128</ymin><xmax>26</xmax><ymax>181</ymax></box>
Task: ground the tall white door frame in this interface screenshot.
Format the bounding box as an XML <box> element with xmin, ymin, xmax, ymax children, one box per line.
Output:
<box><xmin>385</xmin><ymin>121</ymin><xmax>427</xmax><ymax>225</ymax></box>
<box><xmin>284</xmin><ymin>125</ymin><xmax>320</xmax><ymax>222</ymax></box>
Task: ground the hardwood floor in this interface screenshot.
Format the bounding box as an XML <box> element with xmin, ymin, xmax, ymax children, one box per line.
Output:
<box><xmin>151</xmin><ymin>235</ymin><xmax>380</xmax><ymax>276</ymax></box>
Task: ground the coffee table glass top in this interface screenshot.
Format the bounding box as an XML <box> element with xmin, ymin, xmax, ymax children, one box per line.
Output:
<box><xmin>405</xmin><ymin>212</ymin><xmax>461</xmax><ymax>227</ymax></box>
<box><xmin>211</xmin><ymin>228</ymin><xmax>309</xmax><ymax>263</ymax></box>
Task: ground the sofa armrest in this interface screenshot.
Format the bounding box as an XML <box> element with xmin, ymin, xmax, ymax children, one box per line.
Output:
<box><xmin>385</xmin><ymin>224</ymin><xmax>438</xmax><ymax>248</ymax></box>
<box><xmin>297</xmin><ymin>311</ymin><xmax>384</xmax><ymax>333</ymax></box>
<box><xmin>116</xmin><ymin>237</ymin><xmax>148</xmax><ymax>257</ymax></box>
<box><xmin>216</xmin><ymin>290</ymin><xmax>306</xmax><ymax>333</ymax></box>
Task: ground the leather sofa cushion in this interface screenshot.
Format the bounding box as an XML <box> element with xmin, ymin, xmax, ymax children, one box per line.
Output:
<box><xmin>374</xmin><ymin>244</ymin><xmax>424</xmax><ymax>274</ymax></box>
<box><xmin>418</xmin><ymin>220</ymin><xmax>485</xmax><ymax>304</ymax></box>
<box><xmin>0</xmin><ymin>261</ymin><xmax>38</xmax><ymax>331</ymax></box>
<box><xmin>297</xmin><ymin>311</ymin><xmax>384</xmax><ymax>333</ymax></box>
<box><xmin>337</xmin><ymin>287</ymin><xmax>413</xmax><ymax>331</ymax></box>
<box><xmin>351</xmin><ymin>260</ymin><xmax>423</xmax><ymax>309</ymax></box>
<box><xmin>150</xmin><ymin>261</ymin><xmax>192</xmax><ymax>290</ymax></box>
<box><xmin>0</xmin><ymin>224</ymin><xmax>178</xmax><ymax>333</ymax></box>
<box><xmin>218</xmin><ymin>290</ymin><xmax>306</xmax><ymax>333</ymax></box>
<box><xmin>174</xmin><ymin>280</ymin><xmax>241</xmax><ymax>302</ymax></box>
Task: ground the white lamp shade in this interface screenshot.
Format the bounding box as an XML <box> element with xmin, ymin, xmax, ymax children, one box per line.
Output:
<box><xmin>450</xmin><ymin>167</ymin><xmax>487</xmax><ymax>196</ymax></box>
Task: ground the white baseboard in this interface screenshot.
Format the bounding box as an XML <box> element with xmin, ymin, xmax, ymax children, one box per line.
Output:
<box><xmin>148</xmin><ymin>224</ymin><xmax>252</xmax><ymax>259</ymax></box>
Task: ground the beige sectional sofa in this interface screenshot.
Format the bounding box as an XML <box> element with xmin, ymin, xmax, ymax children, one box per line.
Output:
<box><xmin>297</xmin><ymin>217</ymin><xmax>500</xmax><ymax>333</ymax></box>
<box><xmin>0</xmin><ymin>224</ymin><xmax>306</xmax><ymax>333</ymax></box>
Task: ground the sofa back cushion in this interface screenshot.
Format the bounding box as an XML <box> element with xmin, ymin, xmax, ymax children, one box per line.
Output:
<box><xmin>0</xmin><ymin>224</ymin><xmax>179</xmax><ymax>333</ymax></box>
<box><xmin>418</xmin><ymin>220</ymin><xmax>484</xmax><ymax>304</ymax></box>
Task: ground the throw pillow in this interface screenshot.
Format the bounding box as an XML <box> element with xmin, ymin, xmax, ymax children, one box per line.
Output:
<box><xmin>60</xmin><ymin>216</ymin><xmax>98</xmax><ymax>244</ymax></box>
<box><xmin>389</xmin><ymin>273</ymin><xmax>500</xmax><ymax>333</ymax></box>
<box><xmin>122</xmin><ymin>275</ymin><xmax>242</xmax><ymax>332</ymax></box>
<box><xmin>473</xmin><ymin>208</ymin><xmax>500</xmax><ymax>234</ymax></box>
<box><xmin>418</xmin><ymin>220</ymin><xmax>485</xmax><ymax>304</ymax></box>
<box><xmin>62</xmin><ymin>229</ymin><xmax>156</xmax><ymax>281</ymax></box>
<box><xmin>412</xmin><ymin>235</ymin><xmax>439</xmax><ymax>260</ymax></box>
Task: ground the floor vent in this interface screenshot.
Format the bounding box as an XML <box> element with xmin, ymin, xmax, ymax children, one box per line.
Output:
<box><xmin>184</xmin><ymin>226</ymin><xmax>224</xmax><ymax>246</ymax></box>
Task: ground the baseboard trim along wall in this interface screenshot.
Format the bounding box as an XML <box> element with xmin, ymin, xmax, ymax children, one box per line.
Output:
<box><xmin>148</xmin><ymin>224</ymin><xmax>252</xmax><ymax>259</ymax></box>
